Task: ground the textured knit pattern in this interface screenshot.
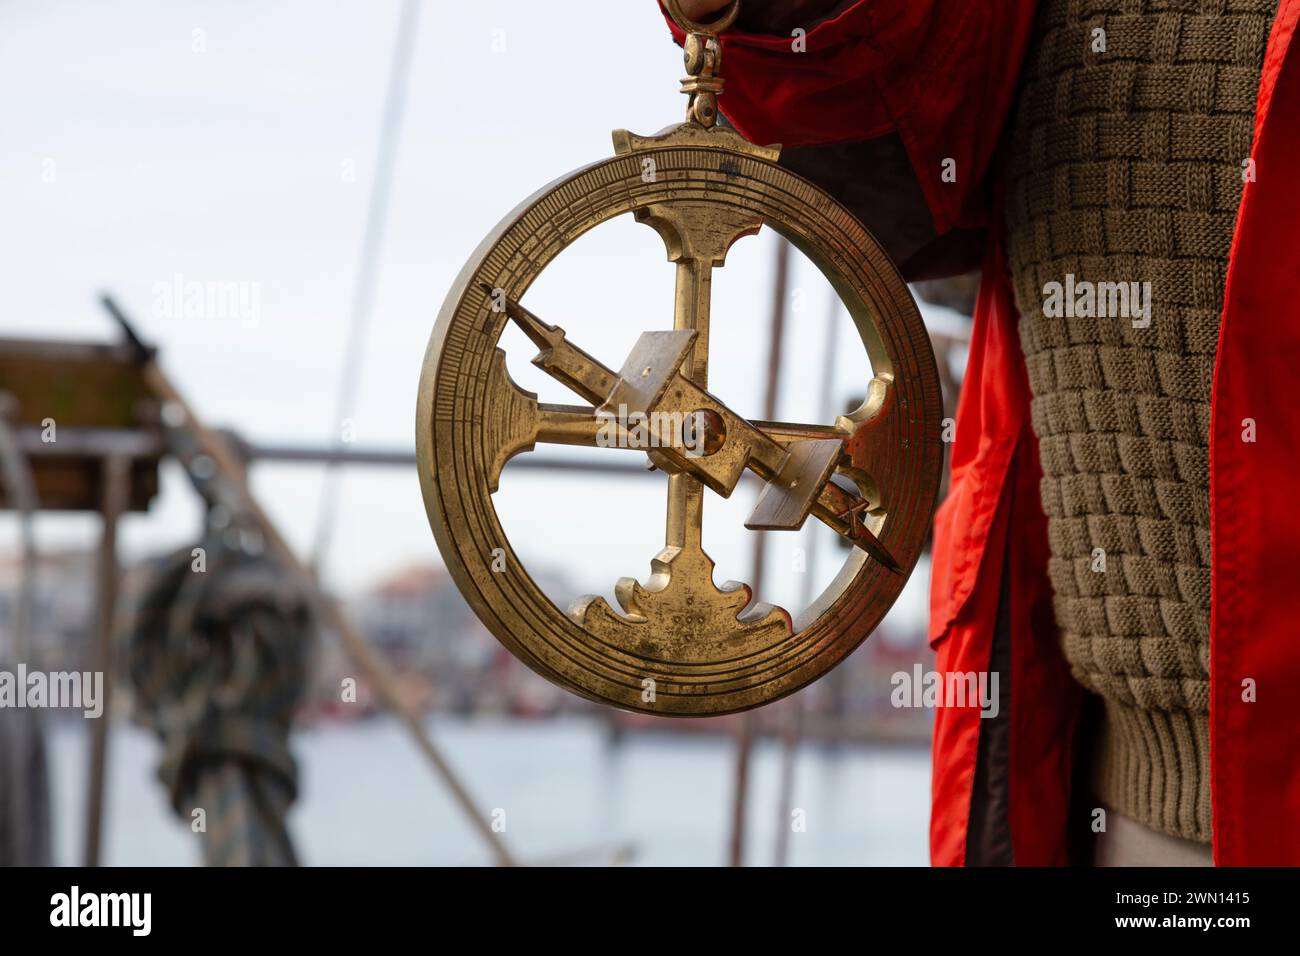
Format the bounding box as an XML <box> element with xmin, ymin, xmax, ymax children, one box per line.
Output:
<box><xmin>1002</xmin><ymin>0</ymin><xmax>1277</xmax><ymax>842</ymax></box>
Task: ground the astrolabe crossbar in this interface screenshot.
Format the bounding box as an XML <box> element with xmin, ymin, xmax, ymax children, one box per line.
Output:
<box><xmin>416</xmin><ymin>4</ymin><xmax>942</xmax><ymax>715</ymax></box>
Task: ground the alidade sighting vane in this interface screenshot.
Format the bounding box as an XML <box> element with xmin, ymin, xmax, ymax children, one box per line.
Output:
<box><xmin>484</xmin><ymin>284</ymin><xmax>901</xmax><ymax>573</ymax></box>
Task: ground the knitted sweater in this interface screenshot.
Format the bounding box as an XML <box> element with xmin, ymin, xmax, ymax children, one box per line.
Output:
<box><xmin>1003</xmin><ymin>0</ymin><xmax>1277</xmax><ymax>842</ymax></box>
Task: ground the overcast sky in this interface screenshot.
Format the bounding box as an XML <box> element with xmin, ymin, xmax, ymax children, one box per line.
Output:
<box><xmin>0</xmin><ymin>0</ymin><xmax>956</xmax><ymax>634</ymax></box>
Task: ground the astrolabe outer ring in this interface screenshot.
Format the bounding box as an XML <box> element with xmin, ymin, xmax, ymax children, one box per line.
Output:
<box><xmin>416</xmin><ymin>139</ymin><xmax>942</xmax><ymax>715</ymax></box>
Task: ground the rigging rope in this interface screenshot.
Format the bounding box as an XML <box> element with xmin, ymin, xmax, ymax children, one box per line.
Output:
<box><xmin>310</xmin><ymin>0</ymin><xmax>422</xmax><ymax>574</ymax></box>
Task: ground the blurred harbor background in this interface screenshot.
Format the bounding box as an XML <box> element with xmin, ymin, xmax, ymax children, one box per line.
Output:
<box><xmin>47</xmin><ymin>717</ymin><xmax>931</xmax><ymax>866</ymax></box>
<box><xmin>10</xmin><ymin>543</ymin><xmax>938</xmax><ymax>865</ymax></box>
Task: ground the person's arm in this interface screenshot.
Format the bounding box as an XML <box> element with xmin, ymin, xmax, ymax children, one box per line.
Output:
<box><xmin>657</xmin><ymin>1</ymin><xmax>1040</xmax><ymax>279</ymax></box>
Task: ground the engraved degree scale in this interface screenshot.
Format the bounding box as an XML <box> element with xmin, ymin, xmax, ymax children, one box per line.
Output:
<box><xmin>417</xmin><ymin>0</ymin><xmax>942</xmax><ymax>715</ymax></box>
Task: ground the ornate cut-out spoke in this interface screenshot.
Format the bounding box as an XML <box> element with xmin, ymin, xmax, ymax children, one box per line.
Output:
<box><xmin>666</xmin><ymin>255</ymin><xmax>712</xmax><ymax>557</ymax></box>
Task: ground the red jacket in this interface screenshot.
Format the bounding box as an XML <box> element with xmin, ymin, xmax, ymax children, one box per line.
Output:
<box><xmin>663</xmin><ymin>0</ymin><xmax>1300</xmax><ymax>865</ymax></box>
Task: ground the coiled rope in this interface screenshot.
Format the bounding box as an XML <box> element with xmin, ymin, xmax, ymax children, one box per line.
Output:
<box><xmin>126</xmin><ymin>526</ymin><xmax>311</xmax><ymax>866</ymax></box>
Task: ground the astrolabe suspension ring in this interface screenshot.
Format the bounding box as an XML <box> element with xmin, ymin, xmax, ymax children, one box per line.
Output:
<box><xmin>417</xmin><ymin>118</ymin><xmax>942</xmax><ymax>715</ymax></box>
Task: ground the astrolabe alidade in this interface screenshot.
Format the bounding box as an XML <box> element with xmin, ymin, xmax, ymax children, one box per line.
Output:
<box><xmin>416</xmin><ymin>0</ymin><xmax>942</xmax><ymax>715</ymax></box>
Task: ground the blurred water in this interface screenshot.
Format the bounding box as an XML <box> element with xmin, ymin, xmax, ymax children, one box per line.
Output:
<box><xmin>48</xmin><ymin>716</ymin><xmax>930</xmax><ymax>866</ymax></box>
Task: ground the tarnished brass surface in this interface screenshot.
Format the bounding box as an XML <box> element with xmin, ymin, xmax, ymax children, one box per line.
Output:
<box><xmin>416</xmin><ymin>14</ymin><xmax>942</xmax><ymax>715</ymax></box>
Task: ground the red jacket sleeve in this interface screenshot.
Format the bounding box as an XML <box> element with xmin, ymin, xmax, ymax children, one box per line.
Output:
<box><xmin>659</xmin><ymin>1</ymin><xmax>1039</xmax><ymax>233</ymax></box>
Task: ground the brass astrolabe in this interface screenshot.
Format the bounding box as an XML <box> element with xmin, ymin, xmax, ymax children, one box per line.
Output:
<box><xmin>416</xmin><ymin>0</ymin><xmax>942</xmax><ymax>715</ymax></box>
